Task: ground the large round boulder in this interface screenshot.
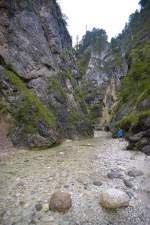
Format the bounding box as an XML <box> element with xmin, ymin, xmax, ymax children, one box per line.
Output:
<box><xmin>49</xmin><ymin>191</ymin><xmax>72</xmax><ymax>213</ymax></box>
<box><xmin>100</xmin><ymin>188</ymin><xmax>130</xmax><ymax>209</ymax></box>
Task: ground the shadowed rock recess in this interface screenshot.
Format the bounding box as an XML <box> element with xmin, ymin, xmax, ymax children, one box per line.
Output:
<box><xmin>0</xmin><ymin>0</ymin><xmax>93</xmax><ymax>148</ymax></box>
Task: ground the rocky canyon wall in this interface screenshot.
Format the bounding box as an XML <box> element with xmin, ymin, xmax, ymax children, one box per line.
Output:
<box><xmin>0</xmin><ymin>0</ymin><xmax>92</xmax><ymax>148</ymax></box>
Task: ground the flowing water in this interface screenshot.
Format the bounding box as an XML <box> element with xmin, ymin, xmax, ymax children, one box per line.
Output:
<box><xmin>0</xmin><ymin>131</ymin><xmax>150</xmax><ymax>225</ymax></box>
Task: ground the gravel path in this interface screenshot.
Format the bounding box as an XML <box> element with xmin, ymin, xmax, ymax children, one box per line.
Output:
<box><xmin>0</xmin><ymin>131</ymin><xmax>150</xmax><ymax>225</ymax></box>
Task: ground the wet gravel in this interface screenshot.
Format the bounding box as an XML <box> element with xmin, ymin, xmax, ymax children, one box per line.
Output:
<box><xmin>0</xmin><ymin>131</ymin><xmax>150</xmax><ymax>225</ymax></box>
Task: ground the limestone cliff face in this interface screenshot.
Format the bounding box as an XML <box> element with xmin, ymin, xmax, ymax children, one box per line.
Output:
<box><xmin>85</xmin><ymin>42</ymin><xmax>127</xmax><ymax>87</ymax></box>
<box><xmin>0</xmin><ymin>0</ymin><xmax>72</xmax><ymax>77</ymax></box>
<box><xmin>85</xmin><ymin>43</ymin><xmax>111</xmax><ymax>86</ymax></box>
<box><xmin>79</xmin><ymin>35</ymin><xmax>128</xmax><ymax>128</ymax></box>
<box><xmin>0</xmin><ymin>0</ymin><xmax>92</xmax><ymax>148</ymax></box>
<box><xmin>99</xmin><ymin>76</ymin><xmax>120</xmax><ymax>127</ymax></box>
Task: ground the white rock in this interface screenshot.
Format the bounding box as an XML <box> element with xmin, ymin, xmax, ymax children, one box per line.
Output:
<box><xmin>100</xmin><ymin>188</ymin><xmax>130</xmax><ymax>209</ymax></box>
<box><xmin>60</xmin><ymin>152</ymin><xmax>64</xmax><ymax>155</ymax></box>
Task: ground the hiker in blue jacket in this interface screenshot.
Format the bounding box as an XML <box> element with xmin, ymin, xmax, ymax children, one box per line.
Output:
<box><xmin>117</xmin><ymin>128</ymin><xmax>123</xmax><ymax>138</ymax></box>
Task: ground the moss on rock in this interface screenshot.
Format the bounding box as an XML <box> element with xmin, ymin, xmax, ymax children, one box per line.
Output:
<box><xmin>5</xmin><ymin>69</ymin><xmax>56</xmax><ymax>125</ymax></box>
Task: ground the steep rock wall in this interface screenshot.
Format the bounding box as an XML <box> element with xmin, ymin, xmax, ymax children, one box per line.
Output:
<box><xmin>0</xmin><ymin>0</ymin><xmax>92</xmax><ymax>148</ymax></box>
<box><xmin>108</xmin><ymin>1</ymin><xmax>150</xmax><ymax>154</ymax></box>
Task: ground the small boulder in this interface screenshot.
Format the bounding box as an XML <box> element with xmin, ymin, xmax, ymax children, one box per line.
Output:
<box><xmin>128</xmin><ymin>169</ymin><xmax>144</xmax><ymax>177</ymax></box>
<box><xmin>127</xmin><ymin>132</ymin><xmax>144</xmax><ymax>143</ymax></box>
<box><xmin>100</xmin><ymin>188</ymin><xmax>130</xmax><ymax>209</ymax></box>
<box><xmin>137</xmin><ymin>138</ymin><xmax>148</xmax><ymax>148</ymax></box>
<box><xmin>49</xmin><ymin>191</ymin><xmax>72</xmax><ymax>213</ymax></box>
<box><xmin>141</xmin><ymin>145</ymin><xmax>150</xmax><ymax>155</ymax></box>
<box><xmin>143</xmin><ymin>129</ymin><xmax>150</xmax><ymax>138</ymax></box>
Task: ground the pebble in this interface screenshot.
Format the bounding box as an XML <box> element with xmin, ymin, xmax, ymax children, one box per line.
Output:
<box><xmin>107</xmin><ymin>170</ymin><xmax>123</xmax><ymax>179</ymax></box>
<box><xmin>93</xmin><ymin>181</ymin><xmax>102</xmax><ymax>186</ymax></box>
<box><xmin>59</xmin><ymin>152</ymin><xmax>64</xmax><ymax>155</ymax></box>
<box><xmin>35</xmin><ymin>203</ymin><xmax>42</xmax><ymax>211</ymax></box>
<box><xmin>123</xmin><ymin>179</ymin><xmax>134</xmax><ymax>188</ymax></box>
<box><xmin>42</xmin><ymin>203</ymin><xmax>49</xmax><ymax>212</ymax></box>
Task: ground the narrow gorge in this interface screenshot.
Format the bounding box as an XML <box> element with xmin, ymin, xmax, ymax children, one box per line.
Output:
<box><xmin>0</xmin><ymin>0</ymin><xmax>150</xmax><ymax>225</ymax></box>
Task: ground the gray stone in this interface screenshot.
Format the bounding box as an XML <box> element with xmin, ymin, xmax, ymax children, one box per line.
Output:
<box><xmin>140</xmin><ymin>178</ymin><xmax>150</xmax><ymax>193</ymax></box>
<box><xmin>141</xmin><ymin>116</ymin><xmax>150</xmax><ymax>129</ymax></box>
<box><xmin>93</xmin><ymin>181</ymin><xmax>102</xmax><ymax>186</ymax></box>
<box><xmin>100</xmin><ymin>188</ymin><xmax>130</xmax><ymax>209</ymax></box>
<box><xmin>126</xmin><ymin>191</ymin><xmax>134</xmax><ymax>199</ymax></box>
<box><xmin>141</xmin><ymin>145</ymin><xmax>150</xmax><ymax>155</ymax></box>
<box><xmin>123</xmin><ymin>179</ymin><xmax>133</xmax><ymax>188</ymax></box>
<box><xmin>138</xmin><ymin>138</ymin><xmax>149</xmax><ymax>147</ymax></box>
<box><xmin>127</xmin><ymin>132</ymin><xmax>145</xmax><ymax>143</ymax></box>
<box><xmin>128</xmin><ymin>169</ymin><xmax>144</xmax><ymax>177</ymax></box>
<box><xmin>107</xmin><ymin>170</ymin><xmax>123</xmax><ymax>179</ymax></box>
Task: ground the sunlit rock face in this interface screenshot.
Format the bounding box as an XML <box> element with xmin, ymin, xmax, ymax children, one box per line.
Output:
<box><xmin>85</xmin><ymin>42</ymin><xmax>127</xmax><ymax>87</ymax></box>
<box><xmin>85</xmin><ymin>43</ymin><xmax>112</xmax><ymax>86</ymax></box>
<box><xmin>0</xmin><ymin>0</ymin><xmax>93</xmax><ymax>148</ymax></box>
<box><xmin>78</xmin><ymin>32</ymin><xmax>128</xmax><ymax>128</ymax></box>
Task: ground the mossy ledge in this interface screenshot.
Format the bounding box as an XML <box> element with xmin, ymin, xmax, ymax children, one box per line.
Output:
<box><xmin>4</xmin><ymin>69</ymin><xmax>59</xmax><ymax>149</ymax></box>
<box><xmin>5</xmin><ymin>69</ymin><xmax>56</xmax><ymax>125</ymax></box>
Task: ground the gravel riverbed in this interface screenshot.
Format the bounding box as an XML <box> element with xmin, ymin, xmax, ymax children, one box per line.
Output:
<box><xmin>0</xmin><ymin>131</ymin><xmax>150</xmax><ymax>225</ymax></box>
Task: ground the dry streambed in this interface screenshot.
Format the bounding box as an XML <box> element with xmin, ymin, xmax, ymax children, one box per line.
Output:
<box><xmin>0</xmin><ymin>131</ymin><xmax>150</xmax><ymax>225</ymax></box>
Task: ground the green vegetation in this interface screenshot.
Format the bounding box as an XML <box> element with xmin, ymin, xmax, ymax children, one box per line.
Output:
<box><xmin>136</xmin><ymin>89</ymin><xmax>150</xmax><ymax>107</ymax></box>
<box><xmin>140</xmin><ymin>0</ymin><xmax>150</xmax><ymax>8</ymax></box>
<box><xmin>111</xmin><ymin>38</ymin><xmax>123</xmax><ymax>67</ymax></box>
<box><xmin>78</xmin><ymin>28</ymin><xmax>108</xmax><ymax>54</ymax></box>
<box><xmin>110</xmin><ymin>0</ymin><xmax>150</xmax><ymax>136</ymax></box>
<box><xmin>0</xmin><ymin>100</ymin><xmax>9</xmax><ymax>119</ymax></box>
<box><xmin>117</xmin><ymin>41</ymin><xmax>150</xmax><ymax>105</ymax></box>
<box><xmin>62</xmin><ymin>49</ymin><xmax>72</xmax><ymax>63</ymax></box>
<box><xmin>77</xmin><ymin>50</ymin><xmax>91</xmax><ymax>79</ymax></box>
<box><xmin>75</xmin><ymin>86</ymin><xmax>85</xmax><ymax>100</ymax></box>
<box><xmin>112</xmin><ymin>41</ymin><xmax>150</xmax><ymax>132</ymax></box>
<box><xmin>115</xmin><ymin>110</ymin><xmax>150</xmax><ymax>131</ymax></box>
<box><xmin>88</xmin><ymin>104</ymin><xmax>101</xmax><ymax>125</ymax></box>
<box><xmin>111</xmin><ymin>0</ymin><xmax>150</xmax><ymax>53</ymax></box>
<box><xmin>48</xmin><ymin>75</ymin><xmax>67</xmax><ymax>100</ymax></box>
<box><xmin>68</xmin><ymin>111</ymin><xmax>81</xmax><ymax>126</ymax></box>
<box><xmin>66</xmin><ymin>70</ymin><xmax>74</xmax><ymax>82</ymax></box>
<box><xmin>5</xmin><ymin>69</ymin><xmax>56</xmax><ymax>132</ymax></box>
